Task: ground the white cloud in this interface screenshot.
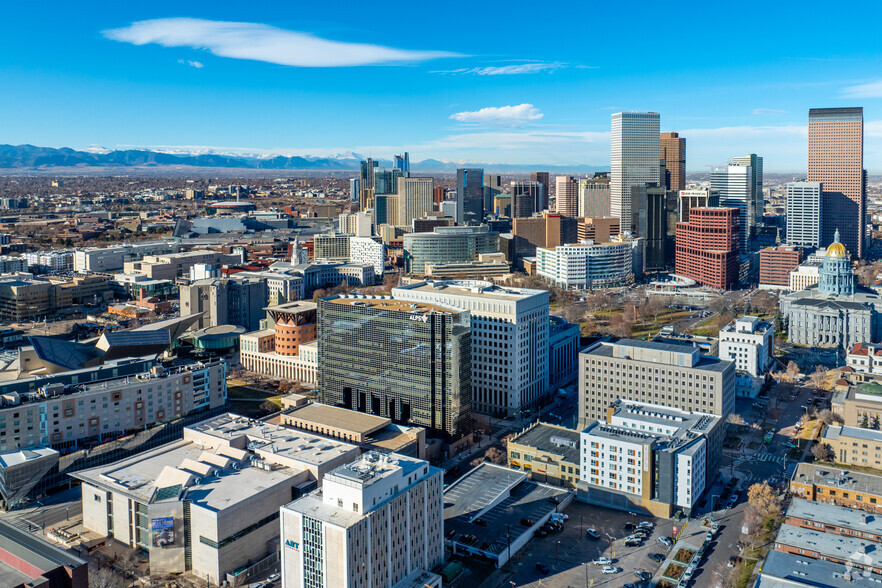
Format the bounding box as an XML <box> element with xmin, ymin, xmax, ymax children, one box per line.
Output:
<box><xmin>841</xmin><ymin>80</ymin><xmax>882</xmax><ymax>98</ymax></box>
<box><xmin>433</xmin><ymin>62</ymin><xmax>566</xmax><ymax>75</ymax></box>
<box><xmin>450</xmin><ymin>104</ymin><xmax>544</xmax><ymax>126</ymax></box>
<box><xmin>752</xmin><ymin>108</ymin><xmax>786</xmax><ymax>115</ymax></box>
<box><xmin>178</xmin><ymin>59</ymin><xmax>204</xmax><ymax>68</ymax></box>
<box><xmin>104</xmin><ymin>18</ymin><xmax>460</xmax><ymax>67</ymax></box>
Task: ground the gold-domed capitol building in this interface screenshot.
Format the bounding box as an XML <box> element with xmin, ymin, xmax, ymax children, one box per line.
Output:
<box><xmin>781</xmin><ymin>230</ymin><xmax>882</xmax><ymax>351</ymax></box>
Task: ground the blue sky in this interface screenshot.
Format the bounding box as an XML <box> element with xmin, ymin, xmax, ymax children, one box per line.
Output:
<box><xmin>3</xmin><ymin>1</ymin><xmax>882</xmax><ymax>171</ymax></box>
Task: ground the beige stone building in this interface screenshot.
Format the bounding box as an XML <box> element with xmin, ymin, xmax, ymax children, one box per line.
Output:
<box><xmin>75</xmin><ymin>413</ymin><xmax>360</xmax><ymax>586</ymax></box>
<box><xmin>823</xmin><ymin>424</ymin><xmax>882</xmax><ymax>469</ymax></box>
<box><xmin>507</xmin><ymin>422</ymin><xmax>581</xmax><ymax>488</ymax></box>
<box><xmin>578</xmin><ymin>339</ymin><xmax>735</xmax><ymax>427</ymax></box>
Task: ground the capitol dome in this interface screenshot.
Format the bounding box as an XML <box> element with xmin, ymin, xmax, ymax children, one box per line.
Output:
<box><xmin>826</xmin><ymin>229</ymin><xmax>848</xmax><ymax>258</ymax></box>
<box><xmin>827</xmin><ymin>242</ymin><xmax>847</xmax><ymax>258</ymax></box>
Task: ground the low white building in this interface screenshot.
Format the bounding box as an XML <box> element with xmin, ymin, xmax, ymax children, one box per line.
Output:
<box><xmin>241</xmin><ymin>335</ymin><xmax>317</xmax><ymax>383</ymax></box>
<box><xmin>719</xmin><ymin>316</ymin><xmax>774</xmax><ymax>378</ymax></box>
<box><xmin>846</xmin><ymin>342</ymin><xmax>882</xmax><ymax>374</ymax></box>
<box><xmin>281</xmin><ymin>452</ymin><xmax>443</xmax><ymax>588</ymax></box>
<box><xmin>535</xmin><ymin>237</ymin><xmax>640</xmax><ymax>290</ymax></box>
<box><xmin>788</xmin><ymin>250</ymin><xmax>826</xmax><ymax>292</ymax></box>
<box><xmin>579</xmin><ymin>399</ymin><xmax>719</xmax><ymax>517</ymax></box>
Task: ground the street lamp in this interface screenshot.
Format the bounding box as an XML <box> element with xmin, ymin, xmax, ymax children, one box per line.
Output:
<box><xmin>555</xmin><ymin>540</ymin><xmax>561</xmax><ymax>566</ymax></box>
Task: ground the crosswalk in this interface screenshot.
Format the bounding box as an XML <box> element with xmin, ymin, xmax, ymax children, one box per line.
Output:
<box><xmin>754</xmin><ymin>454</ymin><xmax>787</xmax><ymax>465</ymax></box>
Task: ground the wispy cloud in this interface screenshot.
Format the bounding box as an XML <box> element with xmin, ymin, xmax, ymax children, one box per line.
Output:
<box><xmin>433</xmin><ymin>62</ymin><xmax>568</xmax><ymax>75</ymax></box>
<box><xmin>450</xmin><ymin>104</ymin><xmax>543</xmax><ymax>126</ymax></box>
<box><xmin>178</xmin><ymin>59</ymin><xmax>204</xmax><ymax>69</ymax></box>
<box><xmin>752</xmin><ymin>108</ymin><xmax>786</xmax><ymax>115</ymax></box>
<box><xmin>104</xmin><ymin>17</ymin><xmax>460</xmax><ymax>67</ymax></box>
<box><xmin>841</xmin><ymin>80</ymin><xmax>882</xmax><ymax>99</ymax></box>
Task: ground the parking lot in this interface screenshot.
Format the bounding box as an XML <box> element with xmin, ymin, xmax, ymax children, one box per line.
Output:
<box><xmin>496</xmin><ymin>501</ymin><xmax>680</xmax><ymax>587</ymax></box>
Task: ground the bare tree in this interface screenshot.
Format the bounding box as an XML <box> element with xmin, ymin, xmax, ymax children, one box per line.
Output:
<box><xmin>750</xmin><ymin>290</ymin><xmax>779</xmax><ymax>315</ymax></box>
<box><xmin>259</xmin><ymin>400</ymin><xmax>278</xmax><ymax>414</ymax></box>
<box><xmin>90</xmin><ymin>567</ymin><xmax>128</xmax><ymax>588</ymax></box>
<box><xmin>817</xmin><ymin>409</ymin><xmax>842</xmax><ymax>425</ymax></box>
<box><xmin>484</xmin><ymin>447</ymin><xmax>507</xmax><ymax>465</ymax></box>
<box><xmin>809</xmin><ymin>365</ymin><xmax>827</xmax><ymax>390</ymax></box>
<box><xmin>726</xmin><ymin>413</ymin><xmax>746</xmax><ymax>428</ymax></box>
<box><xmin>811</xmin><ymin>442</ymin><xmax>834</xmax><ymax>462</ymax></box>
<box><xmin>786</xmin><ymin>361</ymin><xmax>801</xmax><ymax>383</ymax></box>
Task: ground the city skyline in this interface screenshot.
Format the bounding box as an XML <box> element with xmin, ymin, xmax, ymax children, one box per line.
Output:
<box><xmin>2</xmin><ymin>1</ymin><xmax>882</xmax><ymax>171</ymax></box>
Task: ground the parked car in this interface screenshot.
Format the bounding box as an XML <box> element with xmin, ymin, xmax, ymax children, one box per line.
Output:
<box><xmin>706</xmin><ymin>532</ymin><xmax>714</xmax><ymax>542</ymax></box>
<box><xmin>586</xmin><ymin>528</ymin><xmax>600</xmax><ymax>539</ymax></box>
<box><xmin>601</xmin><ymin>566</ymin><xmax>620</xmax><ymax>574</ymax></box>
<box><xmin>648</xmin><ymin>553</ymin><xmax>665</xmax><ymax>562</ymax></box>
<box><xmin>638</xmin><ymin>521</ymin><xmax>655</xmax><ymax>529</ymax></box>
<box><xmin>658</xmin><ymin>536</ymin><xmax>673</xmax><ymax>547</ymax></box>
<box><xmin>592</xmin><ymin>557</ymin><xmax>613</xmax><ymax>566</ymax></box>
<box><xmin>536</xmin><ymin>562</ymin><xmax>550</xmax><ymax>574</ymax></box>
<box><xmin>521</xmin><ymin>518</ymin><xmax>534</xmax><ymax>526</ymax></box>
<box><xmin>267</xmin><ymin>573</ymin><xmax>281</xmax><ymax>583</ymax></box>
<box><xmin>634</xmin><ymin>570</ymin><xmax>652</xmax><ymax>581</ymax></box>
<box><xmin>623</xmin><ymin>522</ymin><xmax>636</xmax><ymax>531</ymax></box>
<box><xmin>550</xmin><ymin>513</ymin><xmax>569</xmax><ymax>521</ymax></box>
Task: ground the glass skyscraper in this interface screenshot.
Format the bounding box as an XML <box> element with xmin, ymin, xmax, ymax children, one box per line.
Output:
<box><xmin>317</xmin><ymin>295</ymin><xmax>471</xmax><ymax>441</ymax></box>
<box><xmin>457</xmin><ymin>168</ymin><xmax>484</xmax><ymax>226</ymax></box>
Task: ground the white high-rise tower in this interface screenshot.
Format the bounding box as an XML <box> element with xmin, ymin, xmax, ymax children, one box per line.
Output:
<box><xmin>611</xmin><ymin>112</ymin><xmax>661</xmax><ymax>231</ymax></box>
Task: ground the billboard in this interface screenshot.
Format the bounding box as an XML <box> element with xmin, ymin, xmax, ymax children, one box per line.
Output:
<box><xmin>151</xmin><ymin>517</ymin><xmax>175</xmax><ymax>547</ymax></box>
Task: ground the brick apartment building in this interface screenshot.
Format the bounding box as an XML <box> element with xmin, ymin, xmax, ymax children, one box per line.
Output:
<box><xmin>674</xmin><ymin>207</ymin><xmax>740</xmax><ymax>290</ymax></box>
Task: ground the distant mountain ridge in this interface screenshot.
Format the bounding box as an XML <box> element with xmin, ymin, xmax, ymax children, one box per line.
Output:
<box><xmin>0</xmin><ymin>144</ymin><xmax>604</xmax><ymax>173</ymax></box>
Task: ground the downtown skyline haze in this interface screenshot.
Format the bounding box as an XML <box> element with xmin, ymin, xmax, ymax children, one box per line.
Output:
<box><xmin>3</xmin><ymin>0</ymin><xmax>882</xmax><ymax>171</ymax></box>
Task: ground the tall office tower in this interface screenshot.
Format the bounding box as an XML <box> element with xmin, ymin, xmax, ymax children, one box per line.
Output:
<box><xmin>373</xmin><ymin>167</ymin><xmax>405</xmax><ymax>195</ymax></box>
<box><xmin>394</xmin><ymin>152</ymin><xmax>410</xmax><ymax>174</ymax></box>
<box><xmin>317</xmin><ymin>295</ymin><xmax>471</xmax><ymax>441</ymax></box>
<box><xmin>631</xmin><ymin>184</ymin><xmax>668</xmax><ymax>271</ymax></box>
<box><xmin>808</xmin><ymin>107</ymin><xmax>865</xmax><ymax>257</ymax></box>
<box><xmin>511</xmin><ymin>181</ymin><xmax>545</xmax><ymax>218</ymax></box>
<box><xmin>397</xmin><ymin>177</ymin><xmax>435</xmax><ymax>229</ymax></box>
<box><xmin>578</xmin><ymin>339</ymin><xmax>735</xmax><ymax>427</ymax></box>
<box><xmin>393</xmin><ymin>280</ymin><xmax>549</xmax><ymax>416</ymax></box>
<box><xmin>611</xmin><ymin>112</ymin><xmax>661</xmax><ymax>229</ymax></box>
<box><xmin>359</xmin><ymin>158</ymin><xmax>379</xmax><ymax>210</ymax></box>
<box><xmin>349</xmin><ymin>178</ymin><xmax>360</xmax><ymax>204</ymax></box>
<box><xmin>432</xmin><ymin>185</ymin><xmax>446</xmax><ymax>207</ymax></box>
<box><xmin>281</xmin><ymin>452</ymin><xmax>444</xmax><ymax>588</ymax></box>
<box><xmin>785</xmin><ymin>182</ymin><xmax>823</xmax><ymax>248</ymax></box>
<box><xmin>711</xmin><ymin>165</ymin><xmax>752</xmax><ymax>251</ymax></box>
<box><xmin>660</xmin><ymin>131</ymin><xmax>686</xmax><ymax>191</ymax></box>
<box><xmin>530</xmin><ymin>172</ymin><xmax>550</xmax><ymax>210</ymax></box>
<box><xmin>732</xmin><ymin>154</ymin><xmax>764</xmax><ymax>232</ymax></box>
<box><xmin>373</xmin><ymin>195</ymin><xmax>399</xmax><ymax>227</ymax></box>
<box><xmin>578</xmin><ymin>177</ymin><xmax>611</xmax><ymax>217</ymax></box>
<box><xmin>675</xmin><ymin>207</ymin><xmax>740</xmax><ymax>290</ymax></box>
<box><xmin>484</xmin><ymin>174</ymin><xmax>503</xmax><ymax>215</ymax></box>
<box><xmin>456</xmin><ymin>168</ymin><xmax>484</xmax><ymax>226</ymax></box>
<box><xmin>555</xmin><ymin>176</ymin><xmax>579</xmax><ymax>217</ymax></box>
<box><xmin>678</xmin><ymin>188</ymin><xmax>719</xmax><ymax>222</ymax></box>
